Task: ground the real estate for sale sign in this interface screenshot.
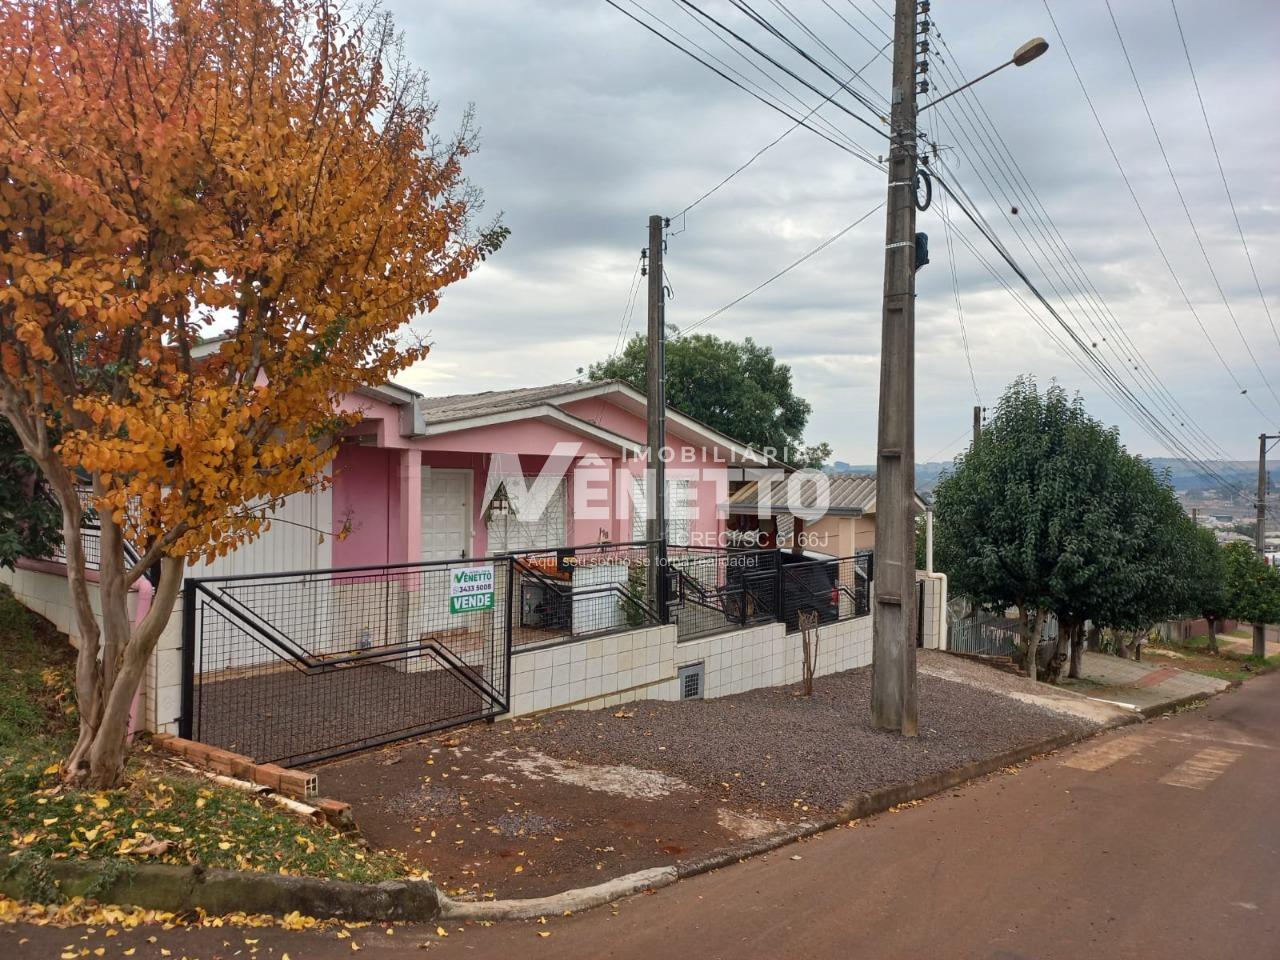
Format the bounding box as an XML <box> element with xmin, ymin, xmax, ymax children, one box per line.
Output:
<box><xmin>449</xmin><ymin>565</ymin><xmax>495</xmax><ymax>614</ymax></box>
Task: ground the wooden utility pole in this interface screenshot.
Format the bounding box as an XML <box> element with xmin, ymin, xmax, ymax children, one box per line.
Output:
<box><xmin>972</xmin><ymin>405</ymin><xmax>981</xmax><ymax>447</ymax></box>
<box><xmin>645</xmin><ymin>215</ymin><xmax>668</xmax><ymax>621</ymax></box>
<box><xmin>871</xmin><ymin>0</ymin><xmax>920</xmax><ymax>736</ymax></box>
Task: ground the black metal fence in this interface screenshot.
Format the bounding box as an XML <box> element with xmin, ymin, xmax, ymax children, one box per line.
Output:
<box><xmin>181</xmin><ymin>556</ymin><xmax>516</xmax><ymax>766</ymax></box>
<box><xmin>508</xmin><ymin>541</ymin><xmax>661</xmax><ymax>650</ymax></box>
<box><xmin>666</xmin><ymin>547</ymin><xmax>873</xmax><ymax>641</ymax></box>
<box><xmin>779</xmin><ymin>552</ymin><xmax>873</xmax><ymax>633</ymax></box>
<box><xmin>178</xmin><ymin>541</ymin><xmax>874</xmax><ymax>764</ymax></box>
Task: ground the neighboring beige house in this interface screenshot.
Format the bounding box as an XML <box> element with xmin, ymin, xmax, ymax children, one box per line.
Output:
<box><xmin>723</xmin><ymin>474</ymin><xmax>927</xmax><ymax>557</ymax></box>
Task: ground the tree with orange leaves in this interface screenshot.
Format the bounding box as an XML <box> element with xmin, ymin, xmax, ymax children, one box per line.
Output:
<box><xmin>0</xmin><ymin>0</ymin><xmax>504</xmax><ymax>787</ymax></box>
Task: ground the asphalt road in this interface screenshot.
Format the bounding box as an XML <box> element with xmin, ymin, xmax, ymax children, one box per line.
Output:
<box><xmin>8</xmin><ymin>672</ymin><xmax>1279</xmax><ymax>959</ymax></box>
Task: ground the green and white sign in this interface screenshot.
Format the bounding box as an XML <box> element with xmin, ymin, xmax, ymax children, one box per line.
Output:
<box><xmin>449</xmin><ymin>565</ymin><xmax>495</xmax><ymax>614</ymax></box>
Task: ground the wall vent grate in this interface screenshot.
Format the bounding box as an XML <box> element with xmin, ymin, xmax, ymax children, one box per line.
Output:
<box><xmin>677</xmin><ymin>662</ymin><xmax>705</xmax><ymax>700</ymax></box>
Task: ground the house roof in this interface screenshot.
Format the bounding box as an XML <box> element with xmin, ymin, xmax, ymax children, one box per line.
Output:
<box><xmin>397</xmin><ymin>379</ymin><xmax>773</xmax><ymax>466</ymax></box>
<box><xmin>723</xmin><ymin>474</ymin><xmax>928</xmax><ymax>517</ymax></box>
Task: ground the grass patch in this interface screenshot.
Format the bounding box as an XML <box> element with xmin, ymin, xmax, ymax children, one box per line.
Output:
<box><xmin>1146</xmin><ymin>629</ymin><xmax>1280</xmax><ymax>683</ymax></box>
<box><xmin>0</xmin><ymin>585</ymin><xmax>77</xmax><ymax>753</ymax></box>
<box><xmin>0</xmin><ymin>585</ymin><xmax>410</xmax><ymax>887</ymax></box>
<box><xmin>1</xmin><ymin>747</ymin><xmax>409</xmax><ymax>884</ymax></box>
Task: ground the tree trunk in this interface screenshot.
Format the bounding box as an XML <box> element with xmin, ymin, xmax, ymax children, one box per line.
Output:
<box><xmin>1068</xmin><ymin>622</ymin><xmax>1086</xmax><ymax>679</ymax></box>
<box><xmin>61</xmin><ymin>505</ymin><xmax>184</xmax><ymax>788</ymax></box>
<box><xmin>1086</xmin><ymin>625</ymin><xmax>1101</xmax><ymax>652</ymax></box>
<box><xmin>1205</xmin><ymin>618</ymin><xmax>1218</xmax><ymax>654</ymax></box>
<box><xmin>1045</xmin><ymin>618</ymin><xmax>1072</xmax><ymax>684</ymax></box>
<box><xmin>1017</xmin><ymin>607</ymin><xmax>1046</xmax><ymax>683</ymax></box>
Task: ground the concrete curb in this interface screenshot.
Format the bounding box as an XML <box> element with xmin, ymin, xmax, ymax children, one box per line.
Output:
<box><xmin>674</xmin><ymin>719</ymin><xmax>1137</xmax><ymax>880</ymax></box>
<box><xmin>438</xmin><ymin>716</ymin><xmax>1146</xmax><ymax>921</ymax></box>
<box><xmin>438</xmin><ymin>866</ymin><xmax>678</xmax><ymax>921</ymax></box>
<box><xmin>0</xmin><ymin>860</ymin><xmax>441</xmax><ymax>923</ymax></box>
<box><xmin>1136</xmin><ymin>687</ymin><xmax>1229</xmax><ymax>719</ymax></box>
<box><xmin>4</xmin><ymin>684</ymin><xmax>1224</xmax><ymax>924</ymax></box>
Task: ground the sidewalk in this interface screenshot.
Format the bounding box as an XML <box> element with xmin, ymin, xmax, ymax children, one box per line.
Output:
<box><xmin>1067</xmin><ymin>651</ymin><xmax>1232</xmax><ymax>715</ymax></box>
<box><xmin>1219</xmin><ymin>631</ymin><xmax>1280</xmax><ymax>658</ymax></box>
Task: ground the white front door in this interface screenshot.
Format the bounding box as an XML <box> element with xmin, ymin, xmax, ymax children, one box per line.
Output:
<box><xmin>421</xmin><ymin>469</ymin><xmax>472</xmax><ymax>561</ymax></box>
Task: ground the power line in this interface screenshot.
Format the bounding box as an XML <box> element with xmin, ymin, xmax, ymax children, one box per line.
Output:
<box><xmin>937</xmin><ymin>185</ymin><xmax>980</xmax><ymax>405</ymax></box>
<box><xmin>611</xmin><ymin>0</ymin><xmax>1257</xmax><ymax>493</ymax></box>
<box><xmin>934</xmin><ymin>171</ymin><xmax>1257</xmax><ymax>499</ymax></box>
<box><xmin>679</xmin><ymin>200</ymin><xmax>885</xmax><ymax>337</ymax></box>
<box><xmin>609</xmin><ymin>251</ymin><xmax>645</xmax><ymax>358</ymax></box>
<box><xmin>663</xmin><ymin>0</ymin><xmax>880</xmax><ymax>159</ymax></box>
<box><xmin>1101</xmin><ymin>0</ymin><xmax>1280</xmax><ymax>416</ymax></box>
<box><xmin>924</xmin><ymin>43</ymin><xmax>1240</xmax><ymax>469</ymax></box>
<box><xmin>672</xmin><ymin>0</ymin><xmax>890</xmax><ymax>142</ymax></box>
<box><xmin>1169</xmin><ymin>0</ymin><xmax>1280</xmax><ymax>351</ymax></box>
<box><xmin>1042</xmin><ymin>0</ymin><xmax>1276</xmax><ymax>428</ymax></box>
<box><xmin>671</xmin><ymin>40</ymin><xmax>889</xmax><ymax>224</ymax></box>
<box><xmin>608</xmin><ymin>0</ymin><xmax>883</xmax><ymax>169</ymax></box>
<box><xmin>922</xmin><ymin>425</ymin><xmax>973</xmax><ymax>464</ymax></box>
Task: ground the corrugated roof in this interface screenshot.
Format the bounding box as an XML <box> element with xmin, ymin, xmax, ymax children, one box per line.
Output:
<box><xmin>419</xmin><ymin>381</ymin><xmax>609</xmax><ymax>422</ymax></box>
<box><xmin>725</xmin><ymin>474</ymin><xmax>924</xmax><ymax>516</ymax></box>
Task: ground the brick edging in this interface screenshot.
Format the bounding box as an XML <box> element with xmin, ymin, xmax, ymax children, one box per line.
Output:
<box><xmin>149</xmin><ymin>734</ymin><xmax>353</xmax><ymax>830</ymax></box>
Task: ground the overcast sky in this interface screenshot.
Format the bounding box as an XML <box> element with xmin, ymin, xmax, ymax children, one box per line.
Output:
<box><xmin>383</xmin><ymin>0</ymin><xmax>1279</xmax><ymax>469</ymax></box>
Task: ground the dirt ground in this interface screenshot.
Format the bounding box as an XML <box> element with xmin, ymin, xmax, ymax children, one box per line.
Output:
<box><xmin>318</xmin><ymin>660</ymin><xmax>1098</xmax><ymax>899</ymax></box>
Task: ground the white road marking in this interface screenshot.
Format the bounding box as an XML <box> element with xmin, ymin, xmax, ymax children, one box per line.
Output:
<box><xmin>1164</xmin><ymin>732</ymin><xmax>1275</xmax><ymax>751</ymax></box>
<box><xmin>1159</xmin><ymin>747</ymin><xmax>1242</xmax><ymax>790</ymax></box>
<box><xmin>1062</xmin><ymin>735</ymin><xmax>1151</xmax><ymax>771</ymax></box>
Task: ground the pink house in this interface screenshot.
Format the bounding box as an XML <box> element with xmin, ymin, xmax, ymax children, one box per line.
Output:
<box><xmin>329</xmin><ymin>379</ymin><xmax>771</xmax><ymax>568</ymax></box>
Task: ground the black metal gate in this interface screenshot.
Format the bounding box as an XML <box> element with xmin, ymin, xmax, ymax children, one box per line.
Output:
<box><xmin>179</xmin><ymin>557</ymin><xmax>513</xmax><ymax>767</ymax></box>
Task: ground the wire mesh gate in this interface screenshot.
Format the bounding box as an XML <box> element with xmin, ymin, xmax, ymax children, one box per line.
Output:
<box><xmin>180</xmin><ymin>557</ymin><xmax>514</xmax><ymax>767</ymax></box>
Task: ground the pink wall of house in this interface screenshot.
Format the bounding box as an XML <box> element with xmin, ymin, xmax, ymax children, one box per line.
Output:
<box><xmin>331</xmin><ymin>390</ymin><xmax>741</xmax><ymax>566</ymax></box>
<box><xmin>561</xmin><ymin>399</ymin><xmax>733</xmax><ymax>546</ymax></box>
<box><xmin>332</xmin><ymin>444</ymin><xmax>395</xmax><ymax>568</ymax></box>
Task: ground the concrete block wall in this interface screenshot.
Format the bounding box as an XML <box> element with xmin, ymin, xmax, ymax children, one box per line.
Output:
<box><xmin>0</xmin><ymin>561</ymin><xmax>137</xmax><ymax>650</ymax></box>
<box><xmin>143</xmin><ymin>601</ymin><xmax>185</xmax><ymax>735</ymax></box>
<box><xmin>669</xmin><ymin>615</ymin><xmax>873</xmax><ymax>700</ymax></box>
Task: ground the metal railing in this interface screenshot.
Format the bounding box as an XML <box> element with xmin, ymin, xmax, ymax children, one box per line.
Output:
<box><xmin>665</xmin><ymin>546</ymin><xmax>873</xmax><ymax>641</ymax></box>
<box><xmin>48</xmin><ymin>486</ymin><xmax>158</xmax><ymax>586</ymax></box>
<box><xmin>177</xmin><ymin>540</ymin><xmax>875</xmax><ymax>763</ymax></box>
<box><xmin>778</xmin><ymin>552</ymin><xmax>873</xmax><ymax>633</ymax></box>
<box><xmin>505</xmin><ymin>541</ymin><xmax>662</xmax><ymax>651</ymax></box>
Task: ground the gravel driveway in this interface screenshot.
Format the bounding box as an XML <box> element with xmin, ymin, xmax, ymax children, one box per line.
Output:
<box><xmin>519</xmin><ymin>662</ymin><xmax>1100</xmax><ymax>810</ymax></box>
<box><xmin>322</xmin><ymin>659</ymin><xmax>1102</xmax><ymax>896</ymax></box>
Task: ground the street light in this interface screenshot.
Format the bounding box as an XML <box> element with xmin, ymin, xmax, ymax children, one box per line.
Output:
<box><xmin>870</xmin><ymin>13</ymin><xmax>1049</xmax><ymax>737</ymax></box>
<box><xmin>917</xmin><ymin>37</ymin><xmax>1049</xmax><ymax>113</ymax></box>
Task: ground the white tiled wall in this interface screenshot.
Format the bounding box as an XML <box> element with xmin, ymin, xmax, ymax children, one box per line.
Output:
<box><xmin>916</xmin><ymin>573</ymin><xmax>945</xmax><ymax>649</ymax></box>
<box><xmin>505</xmin><ymin>625</ymin><xmax>678</xmax><ymax>717</ymax></box>
<box><xmin>504</xmin><ymin>615</ymin><xmax>874</xmax><ymax>717</ymax></box>
<box><xmin>0</xmin><ymin>562</ymin><xmax>138</xmax><ymax>649</ymax></box>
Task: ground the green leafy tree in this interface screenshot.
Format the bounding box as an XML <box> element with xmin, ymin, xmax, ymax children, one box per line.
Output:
<box><xmin>933</xmin><ymin>378</ymin><xmax>1091</xmax><ymax>681</ymax></box>
<box><xmin>1186</xmin><ymin>526</ymin><xmax>1229</xmax><ymax>653</ymax></box>
<box><xmin>1222</xmin><ymin>541</ymin><xmax>1280</xmax><ymax>637</ymax></box>
<box><xmin>589</xmin><ymin>331</ymin><xmax>829</xmax><ymax>465</ymax></box>
<box><xmin>0</xmin><ymin>420</ymin><xmax>60</xmax><ymax>570</ymax></box>
<box><xmin>934</xmin><ymin>377</ymin><xmax>1198</xmax><ymax>681</ymax></box>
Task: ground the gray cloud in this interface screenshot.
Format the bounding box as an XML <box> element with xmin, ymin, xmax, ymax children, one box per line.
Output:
<box><xmin>387</xmin><ymin>0</ymin><xmax>1280</xmax><ymax>469</ymax></box>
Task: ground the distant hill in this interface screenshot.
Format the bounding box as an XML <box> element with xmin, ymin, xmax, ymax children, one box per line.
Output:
<box><xmin>830</xmin><ymin>458</ymin><xmax>1259</xmax><ymax>498</ymax></box>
